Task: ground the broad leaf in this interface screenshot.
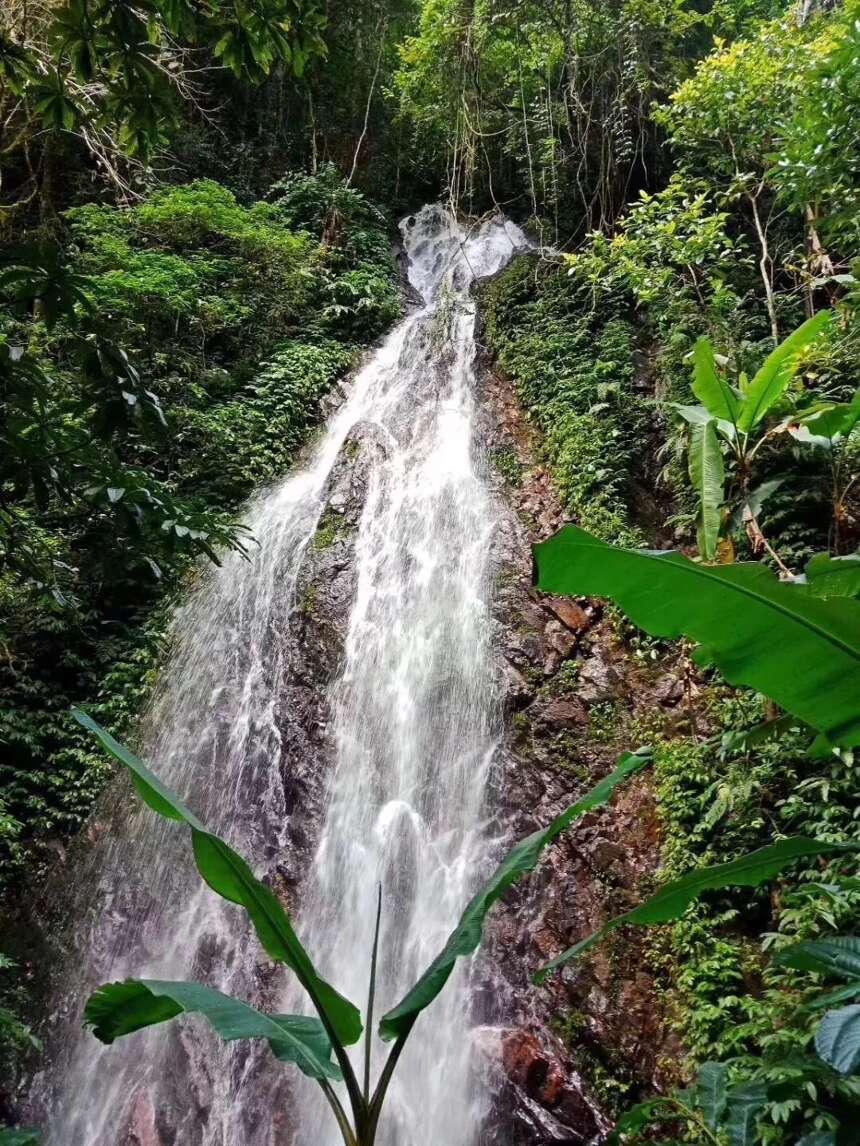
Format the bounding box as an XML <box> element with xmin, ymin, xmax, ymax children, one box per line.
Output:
<box><xmin>0</xmin><ymin>1132</ymin><xmax>39</xmax><ymax>1145</ymax></box>
<box><xmin>719</xmin><ymin>714</ymin><xmax>803</xmax><ymax>756</ymax></box>
<box><xmin>688</xmin><ymin>419</ymin><xmax>724</xmax><ymax>561</ymax></box>
<box><xmin>737</xmin><ymin>312</ymin><xmax>831</xmax><ymax>433</ymax></box>
<box><xmin>378</xmin><ymin>748</ymin><xmax>651</xmax><ymax>1041</ymax></box>
<box><xmin>810</xmin><ymin>982</ymin><xmax>860</xmax><ymax>1010</ymax></box>
<box><xmin>72</xmin><ymin>709</ymin><xmax>362</xmax><ymax>1048</ymax></box>
<box><xmin>775</xmin><ymin>936</ymin><xmax>860</xmax><ymax>980</ymax></box>
<box><xmin>533</xmin><ymin>526</ymin><xmax>860</xmax><ymax>747</ymax></box>
<box><xmin>85</xmin><ymin>980</ymin><xmax>340</xmax><ymax>1081</ymax></box>
<box><xmin>795</xmin><ymin>1132</ymin><xmax>837</xmax><ymax>1146</ymax></box>
<box><xmin>729</xmin><ymin>479</ymin><xmax>783</xmax><ymax>538</ymax></box>
<box><xmin>697</xmin><ymin>1061</ymin><xmax>728</xmax><ymax>1130</ymax></box>
<box><xmin>803</xmin><ymin>554</ymin><xmax>860</xmax><ymax>599</ymax></box>
<box><xmin>815</xmin><ymin>1005</ymin><xmax>860</xmax><ymax>1074</ymax></box>
<box><xmin>607</xmin><ymin>1099</ymin><xmax>664</xmax><ymax>1144</ymax></box>
<box><xmin>724</xmin><ymin>1081</ymin><xmax>769</xmax><ymax>1146</ymax></box>
<box><xmin>692</xmin><ymin>338</ymin><xmax>739</xmax><ymax>422</ymax></box>
<box><xmin>535</xmin><ymin>838</ymin><xmax>855</xmax><ymax>981</ymax></box>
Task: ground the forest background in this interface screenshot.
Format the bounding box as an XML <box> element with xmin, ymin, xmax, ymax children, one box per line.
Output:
<box><xmin>1</xmin><ymin>0</ymin><xmax>859</xmax><ymax>1142</ymax></box>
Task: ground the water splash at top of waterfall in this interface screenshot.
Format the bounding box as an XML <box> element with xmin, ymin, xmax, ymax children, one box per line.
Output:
<box><xmin>32</xmin><ymin>204</ymin><xmax>529</xmax><ymax>1146</ymax></box>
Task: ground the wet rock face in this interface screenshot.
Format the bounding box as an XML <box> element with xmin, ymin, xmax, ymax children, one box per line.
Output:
<box><xmin>265</xmin><ymin>305</ymin><xmax>685</xmax><ymax>1141</ymax></box>
<box><xmin>472</xmin><ymin>357</ymin><xmax>687</xmax><ymax>1141</ymax></box>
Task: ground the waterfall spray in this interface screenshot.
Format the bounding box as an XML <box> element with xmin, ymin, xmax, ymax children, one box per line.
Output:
<box><xmin>31</xmin><ymin>205</ymin><xmax>529</xmax><ymax>1146</ymax></box>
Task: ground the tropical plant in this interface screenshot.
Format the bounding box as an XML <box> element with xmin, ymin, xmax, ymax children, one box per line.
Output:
<box><xmin>0</xmin><ymin>0</ymin><xmax>327</xmax><ymax>201</ymax></box>
<box><xmin>784</xmin><ymin>387</ymin><xmax>860</xmax><ymax>554</ymax></box>
<box><xmin>532</xmin><ymin>520</ymin><xmax>860</xmax><ymax>1142</ymax></box>
<box><xmin>72</xmin><ymin>708</ymin><xmax>651</xmax><ymax>1146</ymax></box>
<box><xmin>0</xmin><ymin>241</ymin><xmax>251</xmax><ymax>603</ymax></box>
<box><xmin>673</xmin><ymin>312</ymin><xmax>831</xmax><ymax>562</ymax></box>
<box><xmin>533</xmin><ymin>523</ymin><xmax>860</xmax><ymax>749</ymax></box>
<box><xmin>539</xmin><ymin>920</ymin><xmax>860</xmax><ymax>1144</ymax></box>
<box><xmin>0</xmin><ymin>1130</ymin><xmax>39</xmax><ymax>1145</ymax></box>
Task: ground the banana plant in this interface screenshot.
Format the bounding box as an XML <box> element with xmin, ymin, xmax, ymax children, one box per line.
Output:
<box><xmin>674</xmin><ymin>311</ymin><xmax>831</xmax><ymax>563</ymax></box>
<box><xmin>72</xmin><ymin>708</ymin><xmax>651</xmax><ymax>1146</ymax></box>
<box><xmin>782</xmin><ymin>387</ymin><xmax>860</xmax><ymax>553</ymax></box>
<box><xmin>533</xmin><ymin>524</ymin><xmax>860</xmax><ymax>749</ymax></box>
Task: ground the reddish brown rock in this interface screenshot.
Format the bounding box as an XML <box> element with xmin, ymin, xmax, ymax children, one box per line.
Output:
<box><xmin>546</xmin><ymin>598</ymin><xmax>590</xmax><ymax>632</ymax></box>
<box><xmin>540</xmin><ymin>698</ymin><xmax>588</xmax><ymax>729</ymax></box>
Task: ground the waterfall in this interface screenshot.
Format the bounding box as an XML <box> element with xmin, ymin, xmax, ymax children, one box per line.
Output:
<box><xmin>31</xmin><ymin>204</ymin><xmax>530</xmax><ymax>1146</ymax></box>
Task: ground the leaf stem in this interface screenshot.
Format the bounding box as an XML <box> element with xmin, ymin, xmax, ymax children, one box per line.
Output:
<box><xmin>365</xmin><ymin>1027</ymin><xmax>414</xmax><ymax>1144</ymax></box>
<box><xmin>364</xmin><ymin>885</ymin><xmax>383</xmax><ymax>1103</ymax></box>
<box><xmin>320</xmin><ymin>1079</ymin><xmax>359</xmax><ymax>1146</ymax></box>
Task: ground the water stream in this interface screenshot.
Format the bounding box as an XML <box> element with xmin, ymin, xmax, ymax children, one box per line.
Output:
<box><xmin>32</xmin><ymin>204</ymin><xmax>529</xmax><ymax>1145</ymax></box>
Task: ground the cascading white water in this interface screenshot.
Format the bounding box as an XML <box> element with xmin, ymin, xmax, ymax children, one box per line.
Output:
<box><xmin>32</xmin><ymin>204</ymin><xmax>529</xmax><ymax>1146</ymax></box>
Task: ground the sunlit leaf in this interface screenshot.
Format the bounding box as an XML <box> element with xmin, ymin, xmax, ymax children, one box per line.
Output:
<box><xmin>533</xmin><ymin>525</ymin><xmax>860</xmax><ymax>746</ymax></box>
<box><xmin>688</xmin><ymin>417</ymin><xmax>724</xmax><ymax>560</ymax></box>
<box><xmin>737</xmin><ymin>312</ymin><xmax>831</xmax><ymax>432</ymax></box>
<box><xmin>692</xmin><ymin>337</ymin><xmax>739</xmax><ymax>422</ymax></box>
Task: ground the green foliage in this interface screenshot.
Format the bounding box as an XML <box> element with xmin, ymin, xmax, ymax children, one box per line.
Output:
<box><xmin>0</xmin><ymin>0</ymin><xmax>327</xmax><ymax>191</ymax></box>
<box><xmin>394</xmin><ymin>0</ymin><xmax>772</xmax><ymax>233</ymax></box>
<box><xmin>608</xmin><ymin>1062</ymin><xmax>770</xmax><ymax>1146</ymax></box>
<box><xmin>632</xmin><ymin>693</ymin><xmax>860</xmax><ymax>1145</ymax></box>
<box><xmin>772</xmin><ymin>1</ymin><xmax>860</xmax><ymax>248</ymax></box>
<box><xmin>656</xmin><ymin>15</ymin><xmax>822</xmax><ymax>190</ymax></box>
<box><xmin>533</xmin><ymin>524</ymin><xmax>860</xmax><ymax>747</ymax></box>
<box><xmin>536</xmin><ymin>838</ymin><xmax>855</xmax><ymax>982</ymax></box>
<box><xmin>76</xmin><ymin>710</ymin><xmax>649</xmax><ymax>1145</ymax></box>
<box><xmin>73</xmin><ymin>708</ymin><xmax>363</xmax><ymax>1051</ymax></box>
<box><xmin>0</xmin><ymin>174</ymin><xmax>397</xmax><ymax>892</ymax></box>
<box><xmin>675</xmin><ymin>313</ymin><xmax>834</xmax><ymax>560</ymax></box>
<box><xmin>85</xmin><ymin>980</ymin><xmax>339</xmax><ymax>1080</ymax></box>
<box><xmin>480</xmin><ymin>257</ymin><xmax>646</xmax><ymax>544</ymax></box>
<box><xmin>0</xmin><ymin>954</ymin><xmax>40</xmax><ymax>1080</ymax></box>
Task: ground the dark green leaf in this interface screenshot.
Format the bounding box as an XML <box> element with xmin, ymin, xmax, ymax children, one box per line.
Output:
<box><xmin>719</xmin><ymin>714</ymin><xmax>803</xmax><ymax>756</ymax></box>
<box><xmin>724</xmin><ymin>1081</ymin><xmax>768</xmax><ymax>1146</ymax></box>
<box><xmin>810</xmin><ymin>982</ymin><xmax>860</xmax><ymax>1010</ymax></box>
<box><xmin>775</xmin><ymin>936</ymin><xmax>860</xmax><ymax>979</ymax></box>
<box><xmin>379</xmin><ymin>748</ymin><xmax>651</xmax><ymax>1041</ymax></box>
<box><xmin>71</xmin><ymin>709</ymin><xmax>362</xmax><ymax>1048</ymax></box>
<box><xmin>0</xmin><ymin>1131</ymin><xmax>39</xmax><ymax>1145</ymax></box>
<box><xmin>606</xmin><ymin>1099</ymin><xmax>665</xmax><ymax>1144</ymax></box>
<box><xmin>84</xmin><ymin>979</ymin><xmax>339</xmax><ymax>1081</ymax></box>
<box><xmin>815</xmin><ymin>1005</ymin><xmax>860</xmax><ymax>1074</ymax></box>
<box><xmin>535</xmin><ymin>838</ymin><xmax>855</xmax><ymax>980</ymax></box>
<box><xmin>532</xmin><ymin>525</ymin><xmax>860</xmax><ymax>747</ymax></box>
<box><xmin>697</xmin><ymin>1061</ymin><xmax>728</xmax><ymax>1130</ymax></box>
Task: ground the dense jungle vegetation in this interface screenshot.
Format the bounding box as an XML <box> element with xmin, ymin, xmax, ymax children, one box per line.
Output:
<box><xmin>1</xmin><ymin>0</ymin><xmax>859</xmax><ymax>1143</ymax></box>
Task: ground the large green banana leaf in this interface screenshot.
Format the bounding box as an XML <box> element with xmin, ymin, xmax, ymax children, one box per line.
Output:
<box><xmin>379</xmin><ymin>747</ymin><xmax>651</xmax><ymax>1042</ymax></box>
<box><xmin>72</xmin><ymin>709</ymin><xmax>362</xmax><ymax>1048</ymax></box>
<box><xmin>736</xmin><ymin>311</ymin><xmax>831</xmax><ymax>432</ymax></box>
<box><xmin>535</xmin><ymin>837</ymin><xmax>856</xmax><ymax>982</ymax></box>
<box><xmin>533</xmin><ymin>526</ymin><xmax>860</xmax><ymax>746</ymax></box>
<box><xmin>85</xmin><ymin>979</ymin><xmax>340</xmax><ymax>1081</ymax></box>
